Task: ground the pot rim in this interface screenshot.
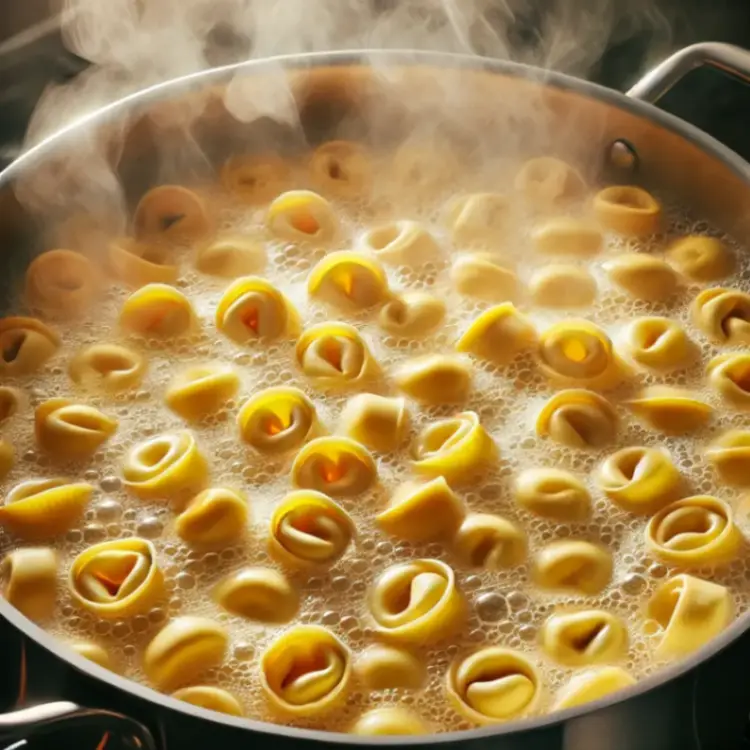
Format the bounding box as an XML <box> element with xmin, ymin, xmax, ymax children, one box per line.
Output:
<box><xmin>1</xmin><ymin>48</ymin><xmax>749</xmax><ymax>743</ymax></box>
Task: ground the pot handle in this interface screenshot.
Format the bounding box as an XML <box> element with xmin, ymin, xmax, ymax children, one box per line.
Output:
<box><xmin>627</xmin><ymin>42</ymin><xmax>750</xmax><ymax>103</ymax></box>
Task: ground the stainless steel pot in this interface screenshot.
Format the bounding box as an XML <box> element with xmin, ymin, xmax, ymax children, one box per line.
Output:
<box><xmin>1</xmin><ymin>41</ymin><xmax>750</xmax><ymax>750</ymax></box>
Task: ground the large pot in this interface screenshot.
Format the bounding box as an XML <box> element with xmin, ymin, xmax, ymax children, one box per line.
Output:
<box><xmin>1</xmin><ymin>42</ymin><xmax>750</xmax><ymax>750</ymax></box>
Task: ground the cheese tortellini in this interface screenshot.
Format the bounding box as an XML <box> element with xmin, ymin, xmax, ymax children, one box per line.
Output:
<box><xmin>339</xmin><ymin>394</ymin><xmax>409</xmax><ymax>452</ymax></box>
<box><xmin>68</xmin><ymin>344</ymin><xmax>146</xmax><ymax>391</ymax></box>
<box><xmin>552</xmin><ymin>667</ymin><xmax>636</xmax><ymax>711</ymax></box>
<box><xmin>35</xmin><ymin>399</ymin><xmax>117</xmax><ymax>458</ymax></box>
<box><xmin>0</xmin><ymin>386</ymin><xmax>25</xmax><ymax>422</ymax></box>
<box><xmin>134</xmin><ymin>185</ymin><xmax>212</xmax><ymax>242</ymax></box>
<box><xmin>707</xmin><ymin>352</ymin><xmax>750</xmax><ymax>409</ymax></box>
<box><xmin>453</xmin><ymin>513</ymin><xmax>527</xmax><ymax>570</ymax></box>
<box><xmin>378</xmin><ymin>292</ymin><xmax>445</xmax><ymax>337</ymax></box>
<box><xmin>213</xmin><ymin>566</ymin><xmax>299</xmax><ymax>623</ymax></box>
<box><xmin>645</xmin><ymin>496</ymin><xmax>739</xmax><ymax>567</ymax></box>
<box><xmin>447</xmin><ymin>648</ymin><xmax>541</xmax><ymax>724</ymax></box>
<box><xmin>25</xmin><ymin>249</ymin><xmax>99</xmax><ymax>318</ymax></box>
<box><xmin>693</xmin><ymin>287</ymin><xmax>750</xmax><ymax>345</ymax></box>
<box><xmin>593</xmin><ymin>185</ymin><xmax>662</xmax><ymax>236</ymax></box>
<box><xmin>221</xmin><ymin>154</ymin><xmax>290</xmax><ymax>203</ymax></box>
<box><xmin>445</xmin><ymin>192</ymin><xmax>508</xmax><ymax>248</ymax></box>
<box><xmin>395</xmin><ymin>355</ymin><xmax>472</xmax><ymax>404</ymax></box>
<box><xmin>605</xmin><ymin>254</ymin><xmax>678</xmax><ymax>302</ymax></box>
<box><xmin>165</xmin><ymin>363</ymin><xmax>240</xmax><ymax>421</ymax></box>
<box><xmin>622</xmin><ymin>317</ymin><xmax>694</xmax><ymax>371</ymax></box>
<box><xmin>351</xmin><ymin>707</ymin><xmax>427</xmax><ymax>736</ymax></box>
<box><xmin>266</xmin><ymin>190</ymin><xmax>337</xmax><ymax>244</ymax></box>
<box><xmin>540</xmin><ymin>610</ymin><xmax>628</xmax><ymax>666</ymax></box>
<box><xmin>0</xmin><ymin>316</ymin><xmax>60</xmax><ymax>376</ymax></box>
<box><xmin>536</xmin><ymin>389</ymin><xmax>617</xmax><ymax>449</ymax></box>
<box><xmin>291</xmin><ymin>437</ymin><xmax>376</xmax><ymax>497</ymax></box>
<box><xmin>368</xmin><ymin>559</ymin><xmax>464</xmax><ymax>644</ymax></box>
<box><xmin>668</xmin><ymin>236</ymin><xmax>733</xmax><ymax>281</ymax></box>
<box><xmin>196</xmin><ymin>235</ymin><xmax>266</xmax><ymax>278</ymax></box>
<box><xmin>514</xmin><ymin>156</ymin><xmax>586</xmax><ymax>208</ymax></box>
<box><xmin>362</xmin><ymin>221</ymin><xmax>441</xmax><ymax>266</ymax></box>
<box><xmin>310</xmin><ymin>140</ymin><xmax>372</xmax><ymax>198</ymax></box>
<box><xmin>69</xmin><ymin>537</ymin><xmax>163</xmax><ymax>618</ymax></box>
<box><xmin>515</xmin><ymin>468</ymin><xmax>591</xmax><ymax>521</ymax></box>
<box><xmin>172</xmin><ymin>686</ymin><xmax>243</xmax><ymax>717</ymax></box>
<box><xmin>175</xmin><ymin>487</ymin><xmax>248</xmax><ymax>546</ymax></box>
<box><xmin>625</xmin><ymin>386</ymin><xmax>712</xmax><ymax>434</ymax></box>
<box><xmin>706</xmin><ymin>429</ymin><xmax>750</xmax><ymax>486</ymax></box>
<box><xmin>308</xmin><ymin>252</ymin><xmax>389</xmax><ymax>310</ymax></box>
<box><xmin>269</xmin><ymin>490</ymin><xmax>355</xmax><ymax>568</ymax></box>
<box><xmin>533</xmin><ymin>540</ymin><xmax>613</xmax><ymax>595</ymax></box>
<box><xmin>108</xmin><ymin>238</ymin><xmax>178</xmax><ymax>287</ymax></box>
<box><xmin>354</xmin><ymin>645</ymin><xmax>426</xmax><ymax>691</ymax></box>
<box><xmin>456</xmin><ymin>303</ymin><xmax>536</xmax><ymax>366</ymax></box>
<box><xmin>529</xmin><ymin>265</ymin><xmax>596</xmax><ymax>308</ymax></box>
<box><xmin>451</xmin><ymin>253</ymin><xmax>520</xmax><ymax>302</ymax></box>
<box><xmin>1</xmin><ymin>547</ymin><xmax>57</xmax><ymax>621</ymax></box>
<box><xmin>531</xmin><ymin>217</ymin><xmax>603</xmax><ymax>257</ymax></box>
<box><xmin>260</xmin><ymin>625</ymin><xmax>351</xmax><ymax>717</ymax></box>
<box><xmin>120</xmin><ymin>284</ymin><xmax>196</xmax><ymax>338</ymax></box>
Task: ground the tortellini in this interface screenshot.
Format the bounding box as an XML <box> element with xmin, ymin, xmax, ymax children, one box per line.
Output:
<box><xmin>531</xmin><ymin>217</ymin><xmax>603</xmax><ymax>257</ymax></box>
<box><xmin>368</xmin><ymin>559</ymin><xmax>464</xmax><ymax>644</ymax></box>
<box><xmin>605</xmin><ymin>254</ymin><xmax>678</xmax><ymax>301</ymax></box>
<box><xmin>0</xmin><ymin>441</ymin><xmax>14</xmax><ymax>480</ymax></box>
<box><xmin>707</xmin><ymin>352</ymin><xmax>750</xmax><ymax>409</ymax></box>
<box><xmin>395</xmin><ymin>355</ymin><xmax>472</xmax><ymax>404</ymax></box>
<box><xmin>269</xmin><ymin>490</ymin><xmax>355</xmax><ymax>567</ymax></box>
<box><xmin>645</xmin><ymin>496</ymin><xmax>739</xmax><ymax>567</ymax></box>
<box><xmin>69</xmin><ymin>537</ymin><xmax>163</xmax><ymax>618</ymax></box>
<box><xmin>706</xmin><ymin>429</ymin><xmax>750</xmax><ymax>486</ymax></box>
<box><xmin>593</xmin><ymin>185</ymin><xmax>662</xmax><ymax>236</ymax></box>
<box><xmin>134</xmin><ymin>185</ymin><xmax>212</xmax><ymax>242</ymax></box>
<box><xmin>238</xmin><ymin>387</ymin><xmax>321</xmax><ymax>454</ymax></box>
<box><xmin>296</xmin><ymin>322</ymin><xmax>378</xmax><ymax>388</ymax></box>
<box><xmin>120</xmin><ymin>284</ymin><xmax>196</xmax><ymax>338</ymax></box>
<box><xmin>1</xmin><ymin>547</ymin><xmax>57</xmax><ymax>621</ymax></box>
<box><xmin>175</xmin><ymin>487</ymin><xmax>248</xmax><ymax>546</ymax></box>
<box><xmin>514</xmin><ymin>156</ymin><xmax>586</xmax><ymax>207</ymax></box>
<box><xmin>536</xmin><ymin>389</ymin><xmax>617</xmax><ymax>449</ymax></box>
<box><xmin>450</xmin><ymin>253</ymin><xmax>520</xmax><ymax>303</ymax></box>
<box><xmin>308</xmin><ymin>252</ymin><xmax>389</xmax><ymax>310</ymax></box>
<box><xmin>445</xmin><ymin>193</ymin><xmax>508</xmax><ymax>248</ymax></box>
<box><xmin>392</xmin><ymin>141</ymin><xmax>459</xmax><ymax>194</ymax></box>
<box><xmin>692</xmin><ymin>287</ymin><xmax>750</xmax><ymax>345</ymax></box>
<box><xmin>362</xmin><ymin>221</ymin><xmax>441</xmax><ymax>266</ymax></box>
<box><xmin>165</xmin><ymin>363</ymin><xmax>240</xmax><ymax>421</ymax></box>
<box><xmin>0</xmin><ymin>478</ymin><xmax>93</xmax><ymax>538</ymax></box>
<box><xmin>309</xmin><ymin>140</ymin><xmax>372</xmax><ymax>198</ymax></box>
<box><xmin>266</xmin><ymin>190</ymin><xmax>337</xmax><ymax>244</ymax></box>
<box><xmin>552</xmin><ymin>667</ymin><xmax>636</xmax><ymax>711</ymax></box>
<box><xmin>35</xmin><ymin>399</ymin><xmax>117</xmax><ymax>458</ymax></box>
<box><xmin>529</xmin><ymin>265</ymin><xmax>596</xmax><ymax>308</ymax></box>
<box><xmin>221</xmin><ymin>154</ymin><xmax>290</xmax><ymax>203</ymax></box>
<box><xmin>411</xmin><ymin>411</ymin><xmax>496</xmax><ymax>483</ymax></box>
<box><xmin>196</xmin><ymin>235</ymin><xmax>266</xmax><ymax>278</ymax></box>
<box><xmin>533</xmin><ymin>540</ymin><xmax>613</xmax><ymax>595</ymax></box>
<box><xmin>70</xmin><ymin>641</ymin><xmax>117</xmax><ymax>672</ymax></box>
<box><xmin>622</xmin><ymin>317</ymin><xmax>694</xmax><ymax>371</ymax></box>
<box><xmin>172</xmin><ymin>686</ymin><xmax>243</xmax><ymax>717</ymax></box>
<box><xmin>0</xmin><ymin>386</ymin><xmax>25</xmax><ymax>422</ymax></box>
<box><xmin>291</xmin><ymin>437</ymin><xmax>376</xmax><ymax>497</ymax></box>
<box><xmin>144</xmin><ymin>616</ymin><xmax>228</xmax><ymax>691</ymax></box>
<box><xmin>68</xmin><ymin>344</ymin><xmax>146</xmax><ymax>391</ymax></box>
<box><xmin>339</xmin><ymin>394</ymin><xmax>409</xmax><ymax>452</ymax></box>
<box><xmin>540</xmin><ymin>610</ymin><xmax>628</xmax><ymax>666</ymax></box>
<box><xmin>625</xmin><ymin>386</ymin><xmax>712</xmax><ymax>435</ymax></box>
<box><xmin>456</xmin><ymin>303</ymin><xmax>537</xmax><ymax>366</ymax></box>
<box><xmin>354</xmin><ymin>645</ymin><xmax>426</xmax><ymax>691</ymax></box>
<box><xmin>25</xmin><ymin>249</ymin><xmax>99</xmax><ymax>318</ymax></box>
<box><xmin>596</xmin><ymin>447</ymin><xmax>681</xmax><ymax>514</ymax></box>
<box><xmin>647</xmin><ymin>574</ymin><xmax>733</xmax><ymax>657</ymax></box>
<box><xmin>378</xmin><ymin>292</ymin><xmax>445</xmax><ymax>336</ymax></box>
<box><xmin>108</xmin><ymin>237</ymin><xmax>178</xmax><ymax>287</ymax></box>
<box><xmin>453</xmin><ymin>513</ymin><xmax>527</xmax><ymax>570</ymax></box>
<box><xmin>122</xmin><ymin>430</ymin><xmax>209</xmax><ymax>502</ymax></box>
<box><xmin>213</xmin><ymin>566</ymin><xmax>298</xmax><ymax>623</ymax></box>
<box><xmin>351</xmin><ymin>707</ymin><xmax>427</xmax><ymax>736</ymax></box>
<box><xmin>260</xmin><ymin>625</ymin><xmax>351</xmax><ymax>717</ymax></box>
<box><xmin>667</xmin><ymin>235</ymin><xmax>733</xmax><ymax>281</ymax></box>
<box><xmin>446</xmin><ymin>648</ymin><xmax>541</xmax><ymax>724</ymax></box>
<box><xmin>376</xmin><ymin>477</ymin><xmax>465</xmax><ymax>543</ymax></box>
<box><xmin>0</xmin><ymin>316</ymin><xmax>60</xmax><ymax>376</ymax></box>
<box><xmin>216</xmin><ymin>276</ymin><xmax>300</xmax><ymax>344</ymax></box>
<box><xmin>514</xmin><ymin>468</ymin><xmax>591</xmax><ymax>521</ymax></box>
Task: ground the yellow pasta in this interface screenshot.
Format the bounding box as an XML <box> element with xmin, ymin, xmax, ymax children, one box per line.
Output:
<box><xmin>25</xmin><ymin>249</ymin><xmax>99</xmax><ymax>318</ymax></box>
<box><xmin>108</xmin><ymin>237</ymin><xmax>178</xmax><ymax>287</ymax></box>
<box><xmin>625</xmin><ymin>386</ymin><xmax>712</xmax><ymax>434</ymax></box>
<box><xmin>411</xmin><ymin>411</ymin><xmax>496</xmax><ymax>483</ymax></box>
<box><xmin>368</xmin><ymin>558</ymin><xmax>464</xmax><ymax>644</ymax></box>
<box><xmin>645</xmin><ymin>495</ymin><xmax>739</xmax><ymax>566</ymax></box>
<box><xmin>122</xmin><ymin>430</ymin><xmax>209</xmax><ymax>503</ymax></box>
<box><xmin>70</xmin><ymin>641</ymin><xmax>117</xmax><ymax>672</ymax></box>
<box><xmin>446</xmin><ymin>647</ymin><xmax>541</xmax><ymax>724</ymax></box>
<box><xmin>269</xmin><ymin>490</ymin><xmax>355</xmax><ymax>568</ymax></box>
<box><xmin>68</xmin><ymin>344</ymin><xmax>146</xmax><ymax>392</ymax></box>
<box><xmin>120</xmin><ymin>284</ymin><xmax>196</xmax><ymax>338</ymax></box>
<box><xmin>552</xmin><ymin>667</ymin><xmax>636</xmax><ymax>711</ymax></box>
<box><xmin>69</xmin><ymin>537</ymin><xmax>163</xmax><ymax>618</ymax></box>
<box><xmin>540</xmin><ymin>609</ymin><xmax>628</xmax><ymax>666</ymax></box>
<box><xmin>354</xmin><ymin>645</ymin><xmax>426</xmax><ymax>691</ymax></box>
<box><xmin>266</xmin><ymin>190</ymin><xmax>337</xmax><ymax>244</ymax></box>
<box><xmin>395</xmin><ymin>355</ymin><xmax>472</xmax><ymax>404</ymax></box>
<box><xmin>622</xmin><ymin>317</ymin><xmax>694</xmax><ymax>371</ymax></box>
<box><xmin>165</xmin><ymin>363</ymin><xmax>240</xmax><ymax>421</ymax></box>
<box><xmin>445</xmin><ymin>193</ymin><xmax>508</xmax><ymax>248</ymax></box>
<box><xmin>339</xmin><ymin>394</ymin><xmax>409</xmax><ymax>452</ymax></box>
<box><xmin>593</xmin><ymin>186</ymin><xmax>662</xmax><ymax>236</ymax></box>
<box><xmin>376</xmin><ymin>477</ymin><xmax>465</xmax><ymax>543</ymax></box>
<box><xmin>596</xmin><ymin>447</ymin><xmax>681</xmax><ymax>514</ymax></box>
<box><xmin>215</xmin><ymin>276</ymin><xmax>300</xmax><ymax>344</ymax></box>
<box><xmin>531</xmin><ymin>217</ymin><xmax>603</xmax><ymax>257</ymax></box>
<box><xmin>514</xmin><ymin>468</ymin><xmax>591</xmax><ymax>521</ymax></box>
<box><xmin>221</xmin><ymin>154</ymin><xmax>291</xmax><ymax>203</ymax></box>
<box><xmin>144</xmin><ymin>616</ymin><xmax>229</xmax><ymax>691</ymax></box>
<box><xmin>175</xmin><ymin>487</ymin><xmax>248</xmax><ymax>546</ymax></box>
<box><xmin>378</xmin><ymin>292</ymin><xmax>445</xmax><ymax>337</ymax></box>
<box><xmin>296</xmin><ymin>322</ymin><xmax>378</xmax><ymax>389</ymax></box>
<box><xmin>133</xmin><ymin>185</ymin><xmax>212</xmax><ymax>242</ymax></box>
<box><xmin>308</xmin><ymin>252</ymin><xmax>389</xmax><ymax>310</ymax></box>
<box><xmin>707</xmin><ymin>352</ymin><xmax>750</xmax><ymax>409</ymax></box>
<box><xmin>533</xmin><ymin>540</ymin><xmax>613</xmax><ymax>595</ymax></box>
<box><xmin>0</xmin><ymin>441</ymin><xmax>15</xmax><ymax>480</ymax></box>
<box><xmin>536</xmin><ymin>389</ymin><xmax>617</xmax><ymax>449</ymax></box>
<box><xmin>172</xmin><ymin>686</ymin><xmax>243</xmax><ymax>717</ymax></box>
<box><xmin>450</xmin><ymin>253</ymin><xmax>520</xmax><ymax>303</ymax></box>
<box><xmin>260</xmin><ymin>625</ymin><xmax>351</xmax><ymax>717</ymax></box>
<box><xmin>309</xmin><ymin>140</ymin><xmax>372</xmax><ymax>198</ymax></box>
<box><xmin>238</xmin><ymin>387</ymin><xmax>321</xmax><ymax>454</ymax></box>
<box><xmin>0</xmin><ymin>317</ymin><xmax>60</xmax><ymax>376</ymax></box>
<box><xmin>213</xmin><ymin>566</ymin><xmax>298</xmax><ymax>623</ymax></box>
<box><xmin>529</xmin><ymin>265</ymin><xmax>597</xmax><ymax>308</ymax></box>
<box><xmin>0</xmin><ymin>386</ymin><xmax>25</xmax><ymax>422</ymax></box>
<box><xmin>196</xmin><ymin>235</ymin><xmax>266</xmax><ymax>278</ymax></box>
<box><xmin>647</xmin><ymin>574</ymin><xmax>733</xmax><ymax>657</ymax></box>
<box><xmin>291</xmin><ymin>437</ymin><xmax>376</xmax><ymax>497</ymax></box>
<box><xmin>453</xmin><ymin>513</ymin><xmax>527</xmax><ymax>570</ymax></box>
<box><xmin>706</xmin><ymin>429</ymin><xmax>750</xmax><ymax>486</ymax></box>
<box><xmin>514</xmin><ymin>156</ymin><xmax>587</xmax><ymax>208</ymax></box>
<box><xmin>351</xmin><ymin>707</ymin><xmax>428</xmax><ymax>736</ymax></box>
<box><xmin>362</xmin><ymin>221</ymin><xmax>441</xmax><ymax>267</ymax></box>
<box><xmin>456</xmin><ymin>303</ymin><xmax>537</xmax><ymax>366</ymax></box>
<box><xmin>1</xmin><ymin>547</ymin><xmax>57</xmax><ymax>621</ymax></box>
<box><xmin>0</xmin><ymin>478</ymin><xmax>93</xmax><ymax>538</ymax></box>
<box><xmin>605</xmin><ymin>254</ymin><xmax>678</xmax><ymax>301</ymax></box>
<box><xmin>693</xmin><ymin>287</ymin><xmax>750</xmax><ymax>345</ymax></box>
<box><xmin>667</xmin><ymin>236</ymin><xmax>734</xmax><ymax>282</ymax></box>
<box><xmin>35</xmin><ymin>398</ymin><xmax>117</xmax><ymax>458</ymax></box>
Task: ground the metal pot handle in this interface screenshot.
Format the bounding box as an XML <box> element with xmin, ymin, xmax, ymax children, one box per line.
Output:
<box><xmin>627</xmin><ymin>41</ymin><xmax>750</xmax><ymax>103</ymax></box>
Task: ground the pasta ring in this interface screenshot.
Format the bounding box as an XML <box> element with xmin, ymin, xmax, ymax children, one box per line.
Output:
<box><xmin>1</xmin><ymin>547</ymin><xmax>57</xmax><ymax>621</ymax></box>
<box><xmin>451</xmin><ymin>253</ymin><xmax>520</xmax><ymax>303</ymax></box>
<box><xmin>445</xmin><ymin>192</ymin><xmax>509</xmax><ymax>249</ymax></box>
<box><xmin>172</xmin><ymin>686</ymin><xmax>243</xmax><ymax>717</ymax></box>
<box><xmin>0</xmin><ymin>317</ymin><xmax>59</xmax><ymax>376</ymax></box>
<box><xmin>622</xmin><ymin>317</ymin><xmax>693</xmax><ymax>371</ymax></box>
<box><xmin>378</xmin><ymin>292</ymin><xmax>445</xmax><ymax>337</ymax></box>
<box><xmin>309</xmin><ymin>140</ymin><xmax>372</xmax><ymax>198</ymax></box>
<box><xmin>515</xmin><ymin>468</ymin><xmax>591</xmax><ymax>521</ymax></box>
<box><xmin>120</xmin><ymin>284</ymin><xmax>196</xmax><ymax>338</ymax></box>
<box><xmin>361</xmin><ymin>221</ymin><xmax>441</xmax><ymax>267</ymax></box>
<box><xmin>133</xmin><ymin>185</ymin><xmax>211</xmax><ymax>242</ymax></box>
<box><xmin>266</xmin><ymin>190</ymin><xmax>337</xmax><ymax>244</ymax></box>
<box><xmin>533</xmin><ymin>540</ymin><xmax>613</xmax><ymax>595</ymax></box>
<box><xmin>706</xmin><ymin>429</ymin><xmax>750</xmax><ymax>486</ymax></box>
<box><xmin>514</xmin><ymin>157</ymin><xmax>587</xmax><ymax>207</ymax></box>
<box><xmin>529</xmin><ymin>265</ymin><xmax>597</xmax><ymax>308</ymax></box>
<box><xmin>25</xmin><ymin>249</ymin><xmax>99</xmax><ymax>318</ymax></box>
<box><xmin>692</xmin><ymin>287</ymin><xmax>750</xmax><ymax>345</ymax></box>
<box><xmin>604</xmin><ymin>254</ymin><xmax>678</xmax><ymax>301</ymax></box>
<box><xmin>291</xmin><ymin>437</ymin><xmax>376</xmax><ymax>497</ymax></box>
<box><xmin>456</xmin><ymin>303</ymin><xmax>537</xmax><ymax>366</ymax></box>
<box><xmin>531</xmin><ymin>217</ymin><xmax>603</xmax><ymax>257</ymax></box>
<box><xmin>625</xmin><ymin>386</ymin><xmax>712</xmax><ymax>435</ymax></box>
<box><xmin>593</xmin><ymin>186</ymin><xmax>661</xmax><ymax>236</ymax></box>
<box><xmin>667</xmin><ymin>235</ymin><xmax>733</xmax><ymax>282</ymax></box>
<box><xmin>196</xmin><ymin>235</ymin><xmax>266</xmax><ymax>278</ymax></box>
<box><xmin>68</xmin><ymin>344</ymin><xmax>146</xmax><ymax>391</ymax></box>
<box><xmin>453</xmin><ymin>513</ymin><xmax>527</xmax><ymax>570</ymax></box>
<box><xmin>351</xmin><ymin>707</ymin><xmax>427</xmax><ymax>736</ymax></box>
<box><xmin>165</xmin><ymin>363</ymin><xmax>240</xmax><ymax>421</ymax></box>
<box><xmin>35</xmin><ymin>398</ymin><xmax>118</xmax><ymax>458</ymax></box>
<box><xmin>707</xmin><ymin>352</ymin><xmax>750</xmax><ymax>409</ymax></box>
<box><xmin>175</xmin><ymin>487</ymin><xmax>248</xmax><ymax>546</ymax></box>
<box><xmin>0</xmin><ymin>386</ymin><xmax>25</xmax><ymax>422</ymax></box>
<box><xmin>213</xmin><ymin>566</ymin><xmax>299</xmax><ymax>623</ymax></box>
<box><xmin>339</xmin><ymin>394</ymin><xmax>409</xmax><ymax>452</ymax></box>
<box><xmin>552</xmin><ymin>667</ymin><xmax>635</xmax><ymax>711</ymax></box>
<box><xmin>108</xmin><ymin>237</ymin><xmax>178</xmax><ymax>287</ymax></box>
<box><xmin>221</xmin><ymin>154</ymin><xmax>291</xmax><ymax>203</ymax></box>
<box><xmin>395</xmin><ymin>355</ymin><xmax>472</xmax><ymax>404</ymax></box>
<box><xmin>536</xmin><ymin>389</ymin><xmax>617</xmax><ymax>449</ymax></box>
<box><xmin>307</xmin><ymin>251</ymin><xmax>389</xmax><ymax>310</ymax></box>
<box><xmin>354</xmin><ymin>645</ymin><xmax>426</xmax><ymax>691</ymax></box>
<box><xmin>540</xmin><ymin>609</ymin><xmax>628</xmax><ymax>667</ymax></box>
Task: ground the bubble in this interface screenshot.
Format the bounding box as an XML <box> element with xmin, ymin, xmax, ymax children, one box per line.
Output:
<box><xmin>83</xmin><ymin>523</ymin><xmax>107</xmax><ymax>543</ymax></box>
<box><xmin>475</xmin><ymin>592</ymin><xmax>508</xmax><ymax>622</ymax></box>
<box><xmin>136</xmin><ymin>516</ymin><xmax>164</xmax><ymax>539</ymax></box>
